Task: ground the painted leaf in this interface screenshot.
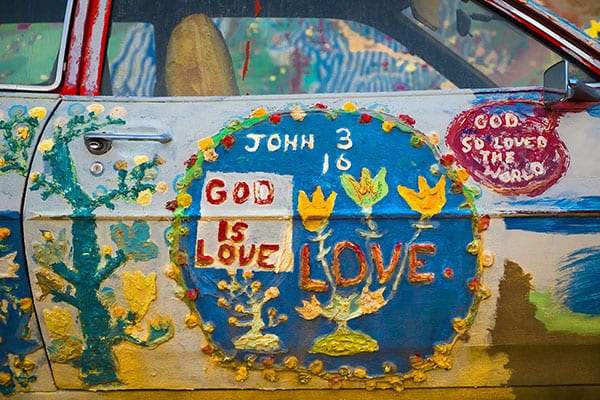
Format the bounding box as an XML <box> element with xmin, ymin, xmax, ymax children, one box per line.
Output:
<box><xmin>110</xmin><ymin>220</ymin><xmax>158</xmax><ymax>262</ymax></box>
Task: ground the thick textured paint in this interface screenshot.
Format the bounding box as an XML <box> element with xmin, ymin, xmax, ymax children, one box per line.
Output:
<box><xmin>30</xmin><ymin>105</ymin><xmax>173</xmax><ymax>386</ymax></box>
<box><xmin>168</xmin><ymin>103</ymin><xmax>490</xmax><ymax>390</ymax></box>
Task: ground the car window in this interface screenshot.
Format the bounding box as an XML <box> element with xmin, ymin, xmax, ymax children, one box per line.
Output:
<box><xmin>0</xmin><ymin>0</ymin><xmax>73</xmax><ymax>91</ymax></box>
<box><xmin>105</xmin><ymin>0</ymin><xmax>593</xmax><ymax>97</ymax></box>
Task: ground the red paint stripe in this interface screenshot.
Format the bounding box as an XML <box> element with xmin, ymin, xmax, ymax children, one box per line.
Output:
<box><xmin>79</xmin><ymin>0</ymin><xmax>112</xmax><ymax>95</ymax></box>
<box><xmin>254</xmin><ymin>0</ymin><xmax>262</xmax><ymax>17</ymax></box>
<box><xmin>242</xmin><ymin>40</ymin><xmax>251</xmax><ymax>81</ymax></box>
<box><xmin>63</xmin><ymin>0</ymin><xmax>91</xmax><ymax>94</ymax></box>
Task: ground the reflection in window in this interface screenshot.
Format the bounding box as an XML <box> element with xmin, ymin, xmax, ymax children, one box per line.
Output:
<box><xmin>406</xmin><ymin>0</ymin><xmax>562</xmax><ymax>87</ymax></box>
<box><xmin>105</xmin><ymin>17</ymin><xmax>455</xmax><ymax>97</ymax></box>
<box><xmin>0</xmin><ymin>23</ymin><xmax>63</xmax><ymax>86</ymax></box>
<box><xmin>216</xmin><ymin>18</ymin><xmax>454</xmax><ymax>95</ymax></box>
<box><xmin>106</xmin><ymin>23</ymin><xmax>157</xmax><ymax>96</ymax></box>
<box><xmin>0</xmin><ymin>0</ymin><xmax>70</xmax><ymax>90</ymax></box>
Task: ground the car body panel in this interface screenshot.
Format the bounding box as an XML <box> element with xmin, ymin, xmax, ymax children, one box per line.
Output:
<box><xmin>1</xmin><ymin>0</ymin><xmax>600</xmax><ymax>397</ymax></box>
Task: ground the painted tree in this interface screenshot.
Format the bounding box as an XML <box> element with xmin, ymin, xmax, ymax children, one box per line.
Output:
<box><xmin>29</xmin><ymin>104</ymin><xmax>173</xmax><ymax>386</ymax></box>
<box><xmin>216</xmin><ymin>269</ymin><xmax>287</xmax><ymax>352</ymax></box>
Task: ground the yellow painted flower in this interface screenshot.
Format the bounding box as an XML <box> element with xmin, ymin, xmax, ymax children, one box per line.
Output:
<box><xmin>176</xmin><ymin>192</ymin><xmax>193</xmax><ymax>209</ymax></box>
<box><xmin>251</xmin><ymin>107</ymin><xmax>268</xmax><ymax>118</ymax></box>
<box><xmin>456</xmin><ymin>168</ymin><xmax>470</xmax><ymax>183</ymax></box>
<box><xmin>198</xmin><ymin>137</ymin><xmax>213</xmax><ymax>151</ymax></box>
<box><xmin>405</xmin><ymin>63</ymin><xmax>417</xmax><ymax>73</ymax></box>
<box><xmin>481</xmin><ymin>249</ymin><xmax>495</xmax><ymax>268</ymax></box>
<box><xmin>14</xmin><ymin>358</ymin><xmax>35</xmax><ymax>371</ymax></box>
<box><xmin>0</xmin><ymin>227</ymin><xmax>10</xmax><ymax>240</ymax></box>
<box><xmin>109</xmin><ymin>106</ymin><xmax>127</xmax><ymax>119</ymax></box>
<box><xmin>133</xmin><ymin>154</ymin><xmax>149</xmax><ymax>165</ymax></box>
<box><xmin>38</xmin><ymin>139</ymin><xmax>54</xmax><ymax>153</ymax></box>
<box><xmin>0</xmin><ymin>372</ymin><xmax>11</xmax><ymax>386</ymax></box>
<box><xmin>203</xmin><ymin>148</ymin><xmax>219</xmax><ymax>162</ymax></box>
<box><xmin>284</xmin><ymin>356</ymin><xmax>298</xmax><ymax>369</ymax></box>
<box><xmin>452</xmin><ymin>317</ymin><xmax>467</xmax><ymax>334</ymax></box>
<box><xmin>297</xmin><ymin>186</ymin><xmax>336</xmax><ymax>232</ymax></box>
<box><xmin>264</xmin><ymin>286</ymin><xmax>280</xmax><ymax>300</ymax></box>
<box><xmin>86</xmin><ymin>103</ymin><xmax>104</xmax><ymax>115</ymax></box>
<box><xmin>184</xmin><ymin>313</ymin><xmax>201</xmax><ymax>328</ymax></box>
<box><xmin>235</xmin><ymin>366</ymin><xmax>249</xmax><ymax>382</ymax></box>
<box><xmin>0</xmin><ymin>158</ymin><xmax>5</xmax><ymax>167</ymax></box>
<box><xmin>19</xmin><ymin>298</ymin><xmax>33</xmax><ymax>313</ymax></box>
<box><xmin>136</xmin><ymin>189</ymin><xmax>153</xmax><ymax>206</ymax></box>
<box><xmin>122</xmin><ymin>270</ymin><xmax>157</xmax><ymax>322</ymax></box>
<box><xmin>217</xmin><ymin>297</ymin><xmax>229</xmax><ymax>307</ymax></box>
<box><xmin>43</xmin><ymin>307</ymin><xmax>73</xmax><ymax>338</ymax></box>
<box><xmin>41</xmin><ymin>230</ymin><xmax>54</xmax><ymax>242</ymax></box>
<box><xmin>251</xmin><ymin>281</ymin><xmax>262</xmax><ymax>292</ymax></box>
<box><xmin>217</xmin><ymin>280</ymin><xmax>228</xmax><ymax>290</ymax></box>
<box><xmin>295</xmin><ymin>294</ymin><xmax>322</xmax><ymax>320</ymax></box>
<box><xmin>343</xmin><ymin>102</ymin><xmax>358</xmax><ymax>112</ymax></box>
<box><xmin>242</xmin><ymin>270</ymin><xmax>254</xmax><ymax>280</ymax></box>
<box><xmin>397</xmin><ymin>175</ymin><xmax>446</xmax><ymax>218</ymax></box>
<box><xmin>114</xmin><ymin>159</ymin><xmax>128</xmax><ymax>170</ymax></box>
<box><xmin>234</xmin><ymin>304</ymin><xmax>245</xmax><ymax>313</ymax></box>
<box><xmin>428</xmin><ymin>132</ymin><xmax>440</xmax><ymax>145</ymax></box>
<box><xmin>155</xmin><ymin>181</ymin><xmax>168</xmax><ymax>193</ymax></box>
<box><xmin>28</xmin><ymin>106</ymin><xmax>47</xmax><ymax>121</ymax></box>
<box><xmin>29</xmin><ymin>171</ymin><xmax>40</xmax><ymax>182</ymax></box>
<box><xmin>353</xmin><ymin>368</ymin><xmax>367</xmax><ymax>379</ymax></box>
<box><xmin>290</xmin><ymin>106</ymin><xmax>306</xmax><ymax>121</ymax></box>
<box><xmin>381</xmin><ymin>121</ymin><xmax>395</xmax><ymax>133</ymax></box>
<box><xmin>101</xmin><ymin>245</ymin><xmax>112</xmax><ymax>257</ymax></box>
<box><xmin>585</xmin><ymin>19</ymin><xmax>599</xmax><ymax>38</ymax></box>
<box><xmin>111</xmin><ymin>305</ymin><xmax>126</xmax><ymax>319</ymax></box>
<box><xmin>164</xmin><ymin>262</ymin><xmax>179</xmax><ymax>279</ymax></box>
<box><xmin>360</xmin><ymin>287</ymin><xmax>388</xmax><ymax>314</ymax></box>
<box><xmin>17</xmin><ymin>126</ymin><xmax>29</xmax><ymax>140</ymax></box>
<box><xmin>309</xmin><ymin>359</ymin><xmax>324</xmax><ymax>375</ymax></box>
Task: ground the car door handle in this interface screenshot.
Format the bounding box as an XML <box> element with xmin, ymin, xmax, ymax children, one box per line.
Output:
<box><xmin>84</xmin><ymin>132</ymin><xmax>172</xmax><ymax>155</ymax></box>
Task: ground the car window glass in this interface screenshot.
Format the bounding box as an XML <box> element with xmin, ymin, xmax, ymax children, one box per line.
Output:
<box><xmin>0</xmin><ymin>0</ymin><xmax>71</xmax><ymax>90</ymax></box>
<box><xmin>406</xmin><ymin>0</ymin><xmax>595</xmax><ymax>86</ymax></box>
<box><xmin>105</xmin><ymin>0</ymin><xmax>593</xmax><ymax>97</ymax></box>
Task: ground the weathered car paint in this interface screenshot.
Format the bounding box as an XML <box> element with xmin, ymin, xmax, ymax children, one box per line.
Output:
<box><xmin>0</xmin><ymin>95</ymin><xmax>60</xmax><ymax>395</ymax></box>
<box><xmin>8</xmin><ymin>88</ymin><xmax>594</xmax><ymax>394</ymax></box>
<box><xmin>1</xmin><ymin>0</ymin><xmax>600</xmax><ymax>397</ymax></box>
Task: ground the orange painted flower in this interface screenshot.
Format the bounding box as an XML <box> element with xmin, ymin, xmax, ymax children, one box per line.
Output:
<box><xmin>360</xmin><ymin>287</ymin><xmax>388</xmax><ymax>314</ymax></box>
<box><xmin>295</xmin><ymin>295</ymin><xmax>323</xmax><ymax>320</ymax></box>
<box><xmin>297</xmin><ymin>186</ymin><xmax>336</xmax><ymax>232</ymax></box>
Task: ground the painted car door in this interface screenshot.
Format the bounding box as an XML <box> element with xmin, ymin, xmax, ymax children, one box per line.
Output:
<box><xmin>22</xmin><ymin>86</ymin><xmax>600</xmax><ymax>390</ymax></box>
<box><xmin>0</xmin><ymin>94</ymin><xmax>59</xmax><ymax>395</ymax></box>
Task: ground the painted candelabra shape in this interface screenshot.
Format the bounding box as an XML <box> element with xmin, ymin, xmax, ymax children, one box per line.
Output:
<box><xmin>29</xmin><ymin>104</ymin><xmax>173</xmax><ymax>386</ymax></box>
<box><xmin>296</xmin><ymin>167</ymin><xmax>447</xmax><ymax>355</ymax></box>
<box><xmin>216</xmin><ymin>269</ymin><xmax>288</xmax><ymax>352</ymax></box>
